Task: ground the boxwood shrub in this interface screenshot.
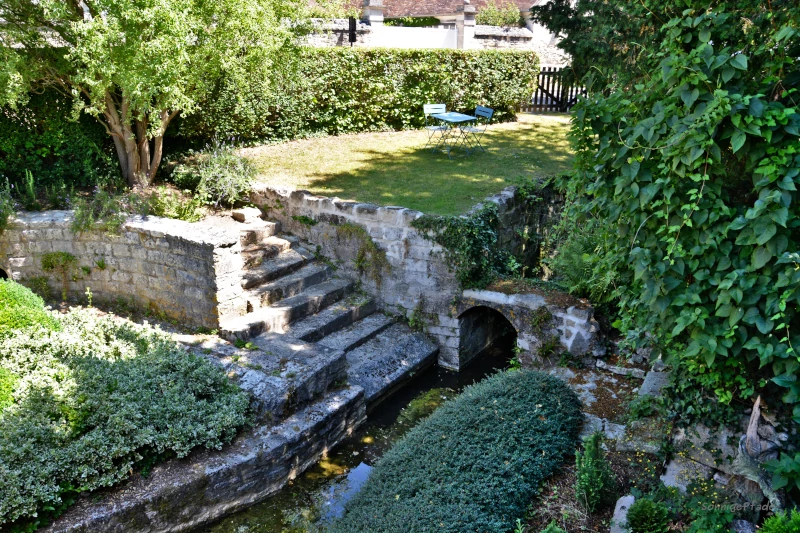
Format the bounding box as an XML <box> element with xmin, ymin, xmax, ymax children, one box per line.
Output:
<box><xmin>329</xmin><ymin>370</ymin><xmax>582</xmax><ymax>533</ymax></box>
<box><xmin>0</xmin><ymin>280</ymin><xmax>60</xmax><ymax>338</ymax></box>
<box><xmin>0</xmin><ymin>310</ymin><xmax>250</xmax><ymax>529</ymax></box>
<box><xmin>179</xmin><ymin>48</ymin><xmax>539</xmax><ymax>142</ymax></box>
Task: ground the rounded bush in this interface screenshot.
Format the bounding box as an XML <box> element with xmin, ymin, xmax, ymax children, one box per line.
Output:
<box><xmin>625</xmin><ymin>498</ymin><xmax>670</xmax><ymax>533</ymax></box>
<box><xmin>0</xmin><ymin>280</ymin><xmax>59</xmax><ymax>337</ymax></box>
<box><xmin>330</xmin><ymin>370</ymin><xmax>583</xmax><ymax>533</ymax></box>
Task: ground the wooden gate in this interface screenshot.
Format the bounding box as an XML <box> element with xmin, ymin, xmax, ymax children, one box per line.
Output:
<box><xmin>522</xmin><ymin>67</ymin><xmax>585</xmax><ymax>113</ymax></box>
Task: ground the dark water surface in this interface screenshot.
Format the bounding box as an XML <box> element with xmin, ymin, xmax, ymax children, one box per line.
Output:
<box><xmin>198</xmin><ymin>338</ymin><xmax>515</xmax><ymax>533</ymax></box>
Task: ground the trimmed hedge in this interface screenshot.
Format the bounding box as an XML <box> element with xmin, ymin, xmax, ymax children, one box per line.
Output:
<box><xmin>0</xmin><ymin>309</ymin><xmax>250</xmax><ymax>528</ymax></box>
<box><xmin>180</xmin><ymin>47</ymin><xmax>540</xmax><ymax>142</ymax></box>
<box><xmin>330</xmin><ymin>370</ymin><xmax>582</xmax><ymax>533</ymax></box>
<box><xmin>0</xmin><ymin>280</ymin><xmax>60</xmax><ymax>338</ymax></box>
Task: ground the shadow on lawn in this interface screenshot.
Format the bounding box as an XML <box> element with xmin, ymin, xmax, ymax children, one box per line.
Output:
<box><xmin>298</xmin><ymin>119</ymin><xmax>573</xmax><ymax>215</ymax></box>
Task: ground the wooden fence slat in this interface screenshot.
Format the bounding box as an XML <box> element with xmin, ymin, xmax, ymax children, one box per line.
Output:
<box><xmin>522</xmin><ymin>67</ymin><xmax>584</xmax><ymax>113</ymax></box>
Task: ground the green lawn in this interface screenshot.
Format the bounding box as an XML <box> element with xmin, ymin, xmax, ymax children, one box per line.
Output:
<box><xmin>241</xmin><ymin>113</ymin><xmax>573</xmax><ymax>216</ymax></box>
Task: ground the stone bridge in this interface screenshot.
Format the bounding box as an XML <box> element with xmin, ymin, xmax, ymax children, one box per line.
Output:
<box><xmin>454</xmin><ymin>286</ymin><xmax>603</xmax><ymax>367</ymax></box>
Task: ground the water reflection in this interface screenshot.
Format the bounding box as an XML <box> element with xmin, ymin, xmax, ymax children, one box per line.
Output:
<box><xmin>198</xmin><ymin>336</ymin><xmax>514</xmax><ymax>533</ymax></box>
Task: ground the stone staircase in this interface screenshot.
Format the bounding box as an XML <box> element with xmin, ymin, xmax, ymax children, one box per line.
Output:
<box><xmin>202</xmin><ymin>208</ymin><xmax>439</xmax><ymax>420</ymax></box>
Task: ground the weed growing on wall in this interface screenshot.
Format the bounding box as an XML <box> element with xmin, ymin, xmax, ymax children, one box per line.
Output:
<box><xmin>41</xmin><ymin>251</ymin><xmax>77</xmax><ymax>302</ymax></box>
<box><xmin>335</xmin><ymin>223</ymin><xmax>390</xmax><ymax>286</ymax></box>
<box><xmin>412</xmin><ymin>203</ymin><xmax>519</xmax><ymax>289</ymax></box>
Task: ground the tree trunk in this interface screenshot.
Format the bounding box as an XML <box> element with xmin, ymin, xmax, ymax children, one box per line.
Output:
<box><xmin>101</xmin><ymin>91</ymin><xmax>177</xmax><ymax>188</ymax></box>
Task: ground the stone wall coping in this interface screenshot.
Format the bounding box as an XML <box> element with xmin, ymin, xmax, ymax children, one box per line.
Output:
<box><xmin>462</xmin><ymin>288</ymin><xmax>548</xmax><ymax>309</ymax></box>
<box><xmin>8</xmin><ymin>211</ymin><xmax>240</xmax><ymax>248</ymax></box>
<box><xmin>253</xmin><ymin>184</ymin><xmax>424</xmax><ymax>227</ymax></box>
<box><xmin>474</xmin><ymin>25</ymin><xmax>533</xmax><ymax>38</ymax></box>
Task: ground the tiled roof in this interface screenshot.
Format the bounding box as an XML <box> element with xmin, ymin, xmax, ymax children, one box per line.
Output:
<box><xmin>341</xmin><ymin>0</ymin><xmax>539</xmax><ymax>18</ymax></box>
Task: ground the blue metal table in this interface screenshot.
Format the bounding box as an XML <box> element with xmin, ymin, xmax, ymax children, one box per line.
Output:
<box><xmin>431</xmin><ymin>112</ymin><xmax>477</xmax><ymax>157</ymax></box>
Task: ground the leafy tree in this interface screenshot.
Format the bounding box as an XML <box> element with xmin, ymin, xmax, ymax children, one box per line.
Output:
<box><xmin>0</xmin><ymin>0</ymin><xmax>307</xmax><ymax>187</ymax></box>
<box><xmin>530</xmin><ymin>0</ymin><xmax>800</xmax><ymax>85</ymax></box>
<box><xmin>475</xmin><ymin>0</ymin><xmax>522</xmax><ymax>28</ymax></box>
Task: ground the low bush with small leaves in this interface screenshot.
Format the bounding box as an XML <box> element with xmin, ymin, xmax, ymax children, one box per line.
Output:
<box><xmin>624</xmin><ymin>498</ymin><xmax>670</xmax><ymax>533</ymax></box>
<box><xmin>761</xmin><ymin>509</ymin><xmax>800</xmax><ymax>533</ymax></box>
<box><xmin>540</xmin><ymin>522</ymin><xmax>567</xmax><ymax>533</ymax></box>
<box><xmin>171</xmin><ymin>143</ymin><xmax>255</xmax><ymax>207</ymax></box>
<box><xmin>330</xmin><ymin>370</ymin><xmax>583</xmax><ymax>533</ymax></box>
<box><xmin>0</xmin><ymin>309</ymin><xmax>249</xmax><ymax>530</ymax></box>
<box><xmin>0</xmin><ymin>280</ymin><xmax>60</xmax><ymax>338</ymax></box>
<box><xmin>575</xmin><ymin>432</ymin><xmax>617</xmax><ymax>512</ymax></box>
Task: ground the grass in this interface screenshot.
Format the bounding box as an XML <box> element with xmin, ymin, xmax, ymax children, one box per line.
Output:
<box><xmin>241</xmin><ymin>113</ymin><xmax>573</xmax><ymax>216</ymax></box>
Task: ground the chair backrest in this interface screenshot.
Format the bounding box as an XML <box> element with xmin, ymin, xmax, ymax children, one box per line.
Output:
<box><xmin>423</xmin><ymin>103</ymin><xmax>446</xmax><ymax>116</ymax></box>
<box><xmin>475</xmin><ymin>105</ymin><xmax>494</xmax><ymax>120</ymax></box>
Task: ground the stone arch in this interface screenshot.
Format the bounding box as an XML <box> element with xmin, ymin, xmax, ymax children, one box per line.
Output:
<box><xmin>457</xmin><ymin>305</ymin><xmax>517</xmax><ymax>367</ymax></box>
<box><xmin>0</xmin><ymin>267</ymin><xmax>8</xmax><ymax>280</ymax></box>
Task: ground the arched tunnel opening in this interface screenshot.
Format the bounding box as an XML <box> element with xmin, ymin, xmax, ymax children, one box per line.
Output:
<box><xmin>458</xmin><ymin>306</ymin><xmax>518</xmax><ymax>369</ymax></box>
<box><xmin>0</xmin><ymin>268</ymin><xmax>8</xmax><ymax>280</ymax></box>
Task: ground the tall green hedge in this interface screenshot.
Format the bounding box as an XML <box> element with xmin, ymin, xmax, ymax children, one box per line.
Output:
<box><xmin>179</xmin><ymin>47</ymin><xmax>539</xmax><ymax>142</ymax></box>
<box><xmin>329</xmin><ymin>370</ymin><xmax>582</xmax><ymax>533</ymax></box>
<box><xmin>0</xmin><ymin>90</ymin><xmax>116</xmax><ymax>188</ymax></box>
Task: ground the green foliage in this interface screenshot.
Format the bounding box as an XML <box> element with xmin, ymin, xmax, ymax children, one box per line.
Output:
<box><xmin>0</xmin><ymin>90</ymin><xmax>116</xmax><ymax>189</ymax></box>
<box><xmin>574</xmin><ymin>432</ymin><xmax>616</xmax><ymax>512</ymax></box>
<box><xmin>41</xmin><ymin>251</ymin><xmax>77</xmax><ymax>302</ymax></box>
<box><xmin>0</xmin><ymin>0</ymin><xmax>306</xmax><ymax>187</ymax></box>
<box><xmin>335</xmin><ymin>223</ymin><xmax>390</xmax><ymax>285</ymax></box>
<box><xmin>625</xmin><ymin>498</ymin><xmax>670</xmax><ymax>533</ymax></box>
<box><xmin>0</xmin><ymin>309</ymin><xmax>249</xmax><ymax>529</ymax></box>
<box><xmin>71</xmin><ymin>189</ymin><xmax>150</xmax><ymax>235</ymax></box>
<box><xmin>761</xmin><ymin>509</ymin><xmax>800</xmax><ymax>533</ymax></box>
<box><xmin>412</xmin><ymin>203</ymin><xmax>520</xmax><ymax>289</ymax></box>
<box><xmin>0</xmin><ymin>178</ymin><xmax>13</xmax><ymax>235</ymax></box>
<box><xmin>181</xmin><ymin>48</ymin><xmax>539</xmax><ymax>142</ymax></box>
<box><xmin>624</xmin><ymin>395</ymin><xmax>664</xmax><ymax>423</ymax></box>
<box><xmin>383</xmin><ymin>17</ymin><xmax>441</xmax><ymax>27</ymax></box>
<box><xmin>540</xmin><ymin>522</ymin><xmax>567</xmax><ymax>533</ymax></box>
<box><xmin>292</xmin><ymin>215</ymin><xmax>318</xmax><ymax>227</ymax></box>
<box><xmin>545</xmin><ymin>218</ymin><xmax>618</xmax><ymax>303</ymax></box>
<box><xmin>0</xmin><ymin>367</ymin><xmax>16</xmax><ymax>410</ymax></box>
<box><xmin>149</xmin><ymin>187</ymin><xmax>204</xmax><ymax>222</ymax></box>
<box><xmin>172</xmin><ymin>143</ymin><xmax>256</xmax><ymax>207</ymax></box>
<box><xmin>330</xmin><ymin>370</ymin><xmax>583</xmax><ymax>533</ymax></box>
<box><xmin>476</xmin><ymin>0</ymin><xmax>523</xmax><ymax>28</ymax></box>
<box><xmin>0</xmin><ymin>279</ymin><xmax>59</xmax><ymax>339</ymax></box>
<box><xmin>562</xmin><ymin>8</ymin><xmax>800</xmax><ymax>425</ymax></box>
<box><xmin>529</xmin><ymin>0</ymin><xmax>800</xmax><ymax>85</ymax></box>
<box><xmin>765</xmin><ymin>451</ymin><xmax>800</xmax><ymax>492</ymax></box>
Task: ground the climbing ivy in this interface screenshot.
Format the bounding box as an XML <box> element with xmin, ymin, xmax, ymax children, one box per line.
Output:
<box><xmin>411</xmin><ymin>203</ymin><xmax>520</xmax><ymax>289</ymax></box>
<box><xmin>563</xmin><ymin>10</ymin><xmax>800</xmax><ymax>423</ymax></box>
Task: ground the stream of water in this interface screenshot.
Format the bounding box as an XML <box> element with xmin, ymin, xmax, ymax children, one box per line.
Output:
<box><xmin>198</xmin><ymin>337</ymin><xmax>515</xmax><ymax>533</ymax></box>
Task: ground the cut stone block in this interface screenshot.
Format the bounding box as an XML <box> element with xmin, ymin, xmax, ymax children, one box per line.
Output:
<box><xmin>287</xmin><ymin>295</ymin><xmax>377</xmax><ymax>342</ymax></box>
<box><xmin>672</xmin><ymin>424</ymin><xmax>738</xmax><ymax>475</ymax></box>
<box><xmin>616</xmin><ymin>418</ymin><xmax>670</xmax><ymax>455</ymax></box>
<box><xmin>241</xmin><ymin>248</ymin><xmax>313</xmax><ymax>289</ymax></box>
<box><xmin>232</xmin><ymin>207</ymin><xmax>263</xmax><ymax>223</ymax></box>
<box><xmin>639</xmin><ymin>370</ymin><xmax>670</xmax><ymax>397</ymax></box>
<box><xmin>610</xmin><ymin>495</ymin><xmax>635</xmax><ymax>533</ymax></box>
<box><xmin>244</xmin><ymin>263</ymin><xmax>332</xmax><ymax>309</ymax></box>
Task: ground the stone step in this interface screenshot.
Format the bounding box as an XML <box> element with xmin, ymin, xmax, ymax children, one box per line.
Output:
<box><xmin>191</xmin><ymin>335</ymin><xmax>348</xmax><ymax>422</ymax></box>
<box><xmin>221</xmin><ymin>278</ymin><xmax>355</xmax><ymax>341</ymax></box>
<box><xmin>241</xmin><ymin>247</ymin><xmax>314</xmax><ymax>289</ymax></box>
<box><xmin>346</xmin><ymin>323</ymin><xmax>439</xmax><ymax>407</ymax></box>
<box><xmin>239</xmin><ymin>220</ymin><xmax>280</xmax><ymax>246</ymax></box>
<box><xmin>242</xmin><ymin>236</ymin><xmax>294</xmax><ymax>269</ymax></box>
<box><xmin>232</xmin><ymin>207</ymin><xmax>263</xmax><ymax>223</ymax></box>
<box><xmin>286</xmin><ymin>294</ymin><xmax>378</xmax><ymax>343</ymax></box>
<box><xmin>244</xmin><ymin>263</ymin><xmax>333</xmax><ymax>310</ymax></box>
<box><xmin>318</xmin><ymin>313</ymin><xmax>396</xmax><ymax>353</ymax></box>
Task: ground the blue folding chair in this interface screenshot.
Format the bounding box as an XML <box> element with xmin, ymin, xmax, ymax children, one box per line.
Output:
<box><xmin>460</xmin><ymin>105</ymin><xmax>494</xmax><ymax>154</ymax></box>
<box><xmin>423</xmin><ymin>103</ymin><xmax>447</xmax><ymax>152</ymax></box>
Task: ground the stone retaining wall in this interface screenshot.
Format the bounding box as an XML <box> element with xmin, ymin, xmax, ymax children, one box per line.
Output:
<box><xmin>0</xmin><ymin>211</ymin><xmax>247</xmax><ymax>329</ymax></box>
<box><xmin>250</xmin><ymin>183</ymin><xmax>566</xmax><ymax>369</ymax></box>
